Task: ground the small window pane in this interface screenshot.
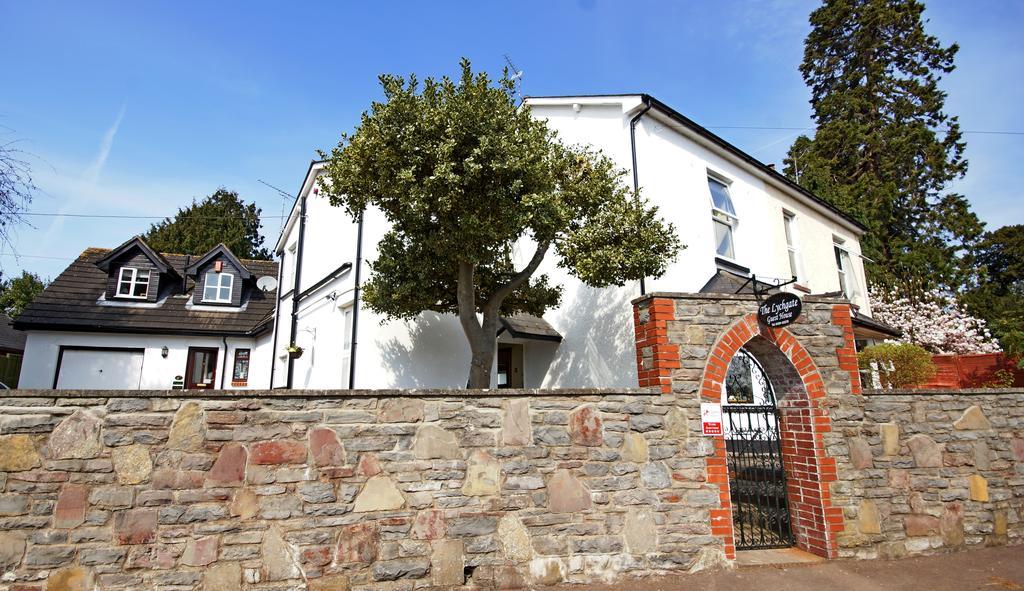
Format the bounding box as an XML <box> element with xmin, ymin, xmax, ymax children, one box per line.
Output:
<box><xmin>708</xmin><ymin>178</ymin><xmax>736</xmax><ymax>216</ymax></box>
<box><xmin>788</xmin><ymin>250</ymin><xmax>799</xmax><ymax>278</ymax></box>
<box><xmin>133</xmin><ymin>270</ymin><xmax>150</xmax><ymax>297</ymax></box>
<box><xmin>714</xmin><ymin>219</ymin><xmax>734</xmax><ymax>258</ymax></box>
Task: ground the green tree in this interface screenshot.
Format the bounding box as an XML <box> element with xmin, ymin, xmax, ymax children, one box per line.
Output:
<box><xmin>144</xmin><ymin>189</ymin><xmax>272</xmax><ymax>259</ymax></box>
<box><xmin>320</xmin><ymin>60</ymin><xmax>682</xmax><ymax>387</ymax></box>
<box><xmin>963</xmin><ymin>224</ymin><xmax>1024</xmax><ymax>356</ymax></box>
<box><xmin>784</xmin><ymin>0</ymin><xmax>983</xmax><ymax>297</ymax></box>
<box><xmin>0</xmin><ymin>271</ymin><xmax>46</xmax><ymax>318</ymax></box>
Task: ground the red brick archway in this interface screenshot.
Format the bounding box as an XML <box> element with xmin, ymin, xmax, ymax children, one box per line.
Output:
<box><xmin>702</xmin><ymin>313</ymin><xmax>843</xmax><ymax>559</ymax></box>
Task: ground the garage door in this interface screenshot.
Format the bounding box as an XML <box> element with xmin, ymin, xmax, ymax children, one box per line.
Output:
<box><xmin>55</xmin><ymin>348</ymin><xmax>145</xmax><ymax>389</ymax></box>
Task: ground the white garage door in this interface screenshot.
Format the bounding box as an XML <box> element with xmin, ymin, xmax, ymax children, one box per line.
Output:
<box><xmin>56</xmin><ymin>349</ymin><xmax>145</xmax><ymax>390</ymax></box>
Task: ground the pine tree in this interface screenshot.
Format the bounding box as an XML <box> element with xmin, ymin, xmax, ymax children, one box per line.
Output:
<box><xmin>144</xmin><ymin>189</ymin><xmax>272</xmax><ymax>260</ymax></box>
<box><xmin>784</xmin><ymin>0</ymin><xmax>983</xmax><ymax>297</ymax></box>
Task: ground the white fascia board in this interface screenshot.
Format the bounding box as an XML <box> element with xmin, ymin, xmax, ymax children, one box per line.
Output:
<box><xmin>274</xmin><ymin>160</ymin><xmax>326</xmax><ymax>254</ymax></box>
<box><xmin>524</xmin><ymin>95</ymin><xmax>645</xmax><ymax>115</ymax></box>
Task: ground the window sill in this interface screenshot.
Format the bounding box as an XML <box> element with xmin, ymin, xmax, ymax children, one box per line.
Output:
<box><xmin>793</xmin><ymin>283</ymin><xmax>811</xmax><ymax>294</ymax></box>
<box><xmin>231</xmin><ymin>380</ymin><xmax>248</xmax><ymax>388</ymax></box>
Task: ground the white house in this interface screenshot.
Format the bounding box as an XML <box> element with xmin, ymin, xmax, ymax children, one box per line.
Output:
<box><xmin>269</xmin><ymin>94</ymin><xmax>891</xmax><ymax>391</ymax></box>
<box><xmin>16</xmin><ymin>238</ymin><xmax>279</xmax><ymax>390</ymax></box>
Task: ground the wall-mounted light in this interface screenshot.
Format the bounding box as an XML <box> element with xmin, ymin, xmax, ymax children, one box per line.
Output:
<box><xmin>161</xmin><ymin>346</ymin><xmax>169</xmax><ymax>358</ymax></box>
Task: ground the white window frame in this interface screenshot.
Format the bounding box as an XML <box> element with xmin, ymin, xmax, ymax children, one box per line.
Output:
<box><xmin>116</xmin><ymin>267</ymin><xmax>150</xmax><ymax>299</ymax></box>
<box><xmin>783</xmin><ymin>211</ymin><xmax>801</xmax><ymax>281</ymax></box>
<box><xmin>203</xmin><ymin>271</ymin><xmax>234</xmax><ymax>303</ymax></box>
<box><xmin>707</xmin><ymin>173</ymin><xmax>738</xmax><ymax>260</ymax></box>
<box><xmin>834</xmin><ymin>240</ymin><xmax>860</xmax><ymax>301</ymax></box>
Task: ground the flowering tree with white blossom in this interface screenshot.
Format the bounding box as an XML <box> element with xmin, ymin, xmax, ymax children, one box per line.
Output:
<box><xmin>869</xmin><ymin>286</ymin><xmax>1001</xmax><ymax>355</ymax></box>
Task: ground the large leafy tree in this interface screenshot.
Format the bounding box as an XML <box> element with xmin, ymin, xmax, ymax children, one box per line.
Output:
<box><xmin>0</xmin><ymin>271</ymin><xmax>47</xmax><ymax>318</ymax></box>
<box><xmin>963</xmin><ymin>224</ymin><xmax>1024</xmax><ymax>356</ymax></box>
<box><xmin>784</xmin><ymin>0</ymin><xmax>983</xmax><ymax>297</ymax></box>
<box><xmin>321</xmin><ymin>60</ymin><xmax>682</xmax><ymax>387</ymax></box>
<box><xmin>144</xmin><ymin>189</ymin><xmax>272</xmax><ymax>259</ymax></box>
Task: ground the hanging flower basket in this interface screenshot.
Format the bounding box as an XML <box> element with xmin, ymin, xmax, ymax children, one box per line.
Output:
<box><xmin>287</xmin><ymin>344</ymin><xmax>304</xmax><ymax>359</ymax></box>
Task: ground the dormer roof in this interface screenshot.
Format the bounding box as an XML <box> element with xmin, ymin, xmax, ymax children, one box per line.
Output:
<box><xmin>94</xmin><ymin>236</ymin><xmax>176</xmax><ymax>275</ymax></box>
<box><xmin>184</xmin><ymin>243</ymin><xmax>252</xmax><ymax>280</ymax></box>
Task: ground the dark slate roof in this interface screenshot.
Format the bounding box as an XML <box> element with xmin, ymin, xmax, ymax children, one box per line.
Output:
<box><xmin>499</xmin><ymin>314</ymin><xmax>563</xmax><ymax>342</ymax></box>
<box><xmin>852</xmin><ymin>310</ymin><xmax>902</xmax><ymax>338</ymax></box>
<box><xmin>699</xmin><ymin>269</ymin><xmax>779</xmax><ymax>295</ymax></box>
<box><xmin>0</xmin><ymin>314</ymin><xmax>26</xmax><ymax>352</ymax></box>
<box><xmin>14</xmin><ymin>248</ymin><xmax>279</xmax><ymax>337</ymax></box>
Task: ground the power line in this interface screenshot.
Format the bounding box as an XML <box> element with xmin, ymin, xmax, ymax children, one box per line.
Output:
<box><xmin>0</xmin><ymin>253</ymin><xmax>75</xmax><ymax>261</ymax></box>
<box><xmin>20</xmin><ymin>212</ymin><xmax>288</xmax><ymax>220</ymax></box>
<box><xmin>707</xmin><ymin>125</ymin><xmax>1024</xmax><ymax>136</ymax></box>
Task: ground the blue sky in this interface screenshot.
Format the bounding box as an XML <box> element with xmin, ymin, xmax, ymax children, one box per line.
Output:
<box><xmin>2</xmin><ymin>0</ymin><xmax>1022</xmax><ymax>280</ymax></box>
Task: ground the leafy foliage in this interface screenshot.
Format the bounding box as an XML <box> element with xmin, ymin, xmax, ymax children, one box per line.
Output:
<box><xmin>0</xmin><ymin>271</ymin><xmax>47</xmax><ymax>318</ymax></box>
<box><xmin>962</xmin><ymin>224</ymin><xmax>1024</xmax><ymax>357</ymax></box>
<box><xmin>144</xmin><ymin>189</ymin><xmax>272</xmax><ymax>260</ymax></box>
<box><xmin>785</xmin><ymin>0</ymin><xmax>983</xmax><ymax>297</ymax></box>
<box><xmin>869</xmin><ymin>286</ymin><xmax>1000</xmax><ymax>355</ymax></box>
<box><xmin>858</xmin><ymin>342</ymin><xmax>936</xmax><ymax>389</ymax></box>
<box><xmin>0</xmin><ymin>135</ymin><xmax>35</xmax><ymax>251</ymax></box>
<box><xmin>320</xmin><ymin>60</ymin><xmax>682</xmax><ymax>386</ymax></box>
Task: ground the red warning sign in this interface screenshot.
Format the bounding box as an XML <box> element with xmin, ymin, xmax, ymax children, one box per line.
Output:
<box><xmin>701</xmin><ymin>403</ymin><xmax>723</xmax><ymax>436</ymax></box>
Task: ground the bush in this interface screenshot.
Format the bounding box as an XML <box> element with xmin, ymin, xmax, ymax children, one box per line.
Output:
<box><xmin>858</xmin><ymin>343</ymin><xmax>936</xmax><ymax>389</ymax></box>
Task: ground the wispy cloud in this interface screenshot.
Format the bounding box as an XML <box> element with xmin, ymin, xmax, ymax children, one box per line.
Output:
<box><xmin>83</xmin><ymin>104</ymin><xmax>126</xmax><ymax>184</ymax></box>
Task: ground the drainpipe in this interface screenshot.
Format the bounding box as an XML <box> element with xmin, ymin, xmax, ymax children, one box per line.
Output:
<box><xmin>219</xmin><ymin>336</ymin><xmax>229</xmax><ymax>389</ymax></box>
<box><xmin>286</xmin><ymin>194</ymin><xmax>308</xmax><ymax>389</ymax></box>
<box><xmin>268</xmin><ymin>247</ymin><xmax>285</xmax><ymax>388</ymax></box>
<box><xmin>348</xmin><ymin>212</ymin><xmax>364</xmax><ymax>389</ymax></box>
<box><xmin>630</xmin><ymin>97</ymin><xmax>653</xmax><ymax>296</ymax></box>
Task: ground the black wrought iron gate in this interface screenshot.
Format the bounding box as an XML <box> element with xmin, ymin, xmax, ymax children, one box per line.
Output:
<box><xmin>722</xmin><ymin>351</ymin><xmax>795</xmax><ymax>550</ymax></box>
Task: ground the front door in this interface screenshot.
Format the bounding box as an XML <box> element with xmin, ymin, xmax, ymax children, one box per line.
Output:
<box><xmin>185</xmin><ymin>347</ymin><xmax>218</xmax><ymax>390</ymax></box>
<box><xmin>722</xmin><ymin>349</ymin><xmax>794</xmax><ymax>550</ymax></box>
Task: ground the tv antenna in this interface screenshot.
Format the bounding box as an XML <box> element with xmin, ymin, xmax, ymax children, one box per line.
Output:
<box><xmin>258</xmin><ymin>179</ymin><xmax>295</xmax><ymax>232</ymax></box>
<box><xmin>504</xmin><ymin>54</ymin><xmax>524</xmax><ymax>101</ymax></box>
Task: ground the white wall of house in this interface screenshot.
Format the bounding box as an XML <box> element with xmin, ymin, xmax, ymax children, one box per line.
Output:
<box><xmin>19</xmin><ymin>331</ymin><xmax>270</xmax><ymax>390</ymax></box>
<box><xmin>269</xmin><ymin>95</ymin><xmax>871</xmax><ymax>390</ymax></box>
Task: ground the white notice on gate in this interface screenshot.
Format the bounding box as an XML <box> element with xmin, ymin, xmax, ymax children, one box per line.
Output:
<box><xmin>700</xmin><ymin>402</ymin><xmax>723</xmax><ymax>436</ymax></box>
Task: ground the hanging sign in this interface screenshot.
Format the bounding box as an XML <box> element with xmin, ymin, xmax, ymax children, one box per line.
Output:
<box><xmin>700</xmin><ymin>402</ymin><xmax>723</xmax><ymax>436</ymax></box>
<box><xmin>758</xmin><ymin>292</ymin><xmax>802</xmax><ymax>328</ymax></box>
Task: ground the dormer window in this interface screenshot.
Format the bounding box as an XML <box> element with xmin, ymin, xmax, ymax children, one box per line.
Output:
<box><xmin>203</xmin><ymin>271</ymin><xmax>234</xmax><ymax>303</ymax></box>
<box><xmin>116</xmin><ymin>267</ymin><xmax>150</xmax><ymax>299</ymax></box>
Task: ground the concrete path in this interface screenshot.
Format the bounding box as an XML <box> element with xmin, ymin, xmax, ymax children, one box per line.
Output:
<box><xmin>554</xmin><ymin>546</ymin><xmax>1024</xmax><ymax>591</ymax></box>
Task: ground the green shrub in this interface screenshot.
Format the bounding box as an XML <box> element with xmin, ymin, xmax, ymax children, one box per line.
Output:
<box><xmin>858</xmin><ymin>343</ymin><xmax>937</xmax><ymax>389</ymax></box>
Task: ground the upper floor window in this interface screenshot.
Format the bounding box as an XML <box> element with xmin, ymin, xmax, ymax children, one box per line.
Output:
<box><xmin>783</xmin><ymin>212</ymin><xmax>800</xmax><ymax>280</ymax></box>
<box><xmin>116</xmin><ymin>267</ymin><xmax>150</xmax><ymax>299</ymax></box>
<box><xmin>834</xmin><ymin>241</ymin><xmax>859</xmax><ymax>300</ymax></box>
<box><xmin>708</xmin><ymin>176</ymin><xmax>737</xmax><ymax>259</ymax></box>
<box><xmin>203</xmin><ymin>271</ymin><xmax>234</xmax><ymax>303</ymax></box>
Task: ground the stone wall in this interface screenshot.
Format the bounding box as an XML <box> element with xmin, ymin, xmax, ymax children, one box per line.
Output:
<box><xmin>828</xmin><ymin>389</ymin><xmax>1024</xmax><ymax>558</ymax></box>
<box><xmin>0</xmin><ymin>389</ymin><xmax>725</xmax><ymax>590</ymax></box>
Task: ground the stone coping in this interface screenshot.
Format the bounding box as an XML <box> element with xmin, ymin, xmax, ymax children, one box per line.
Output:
<box><xmin>631</xmin><ymin>291</ymin><xmax>847</xmax><ymax>305</ymax></box>
<box><xmin>0</xmin><ymin>387</ymin><xmax>657</xmax><ymax>400</ymax></box>
<box><xmin>864</xmin><ymin>388</ymin><xmax>1024</xmax><ymax>396</ymax></box>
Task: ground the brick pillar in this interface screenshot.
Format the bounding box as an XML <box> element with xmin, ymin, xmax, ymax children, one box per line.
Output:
<box><xmin>632</xmin><ymin>298</ymin><xmax>680</xmax><ymax>394</ymax></box>
<box><xmin>831</xmin><ymin>304</ymin><xmax>862</xmax><ymax>395</ymax></box>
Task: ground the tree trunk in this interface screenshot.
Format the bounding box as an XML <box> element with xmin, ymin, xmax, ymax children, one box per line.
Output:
<box><xmin>456</xmin><ymin>241</ymin><xmax>550</xmax><ymax>389</ymax></box>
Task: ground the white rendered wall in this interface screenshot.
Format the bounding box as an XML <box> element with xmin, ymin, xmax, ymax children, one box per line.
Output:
<box><xmin>19</xmin><ymin>331</ymin><xmax>264</xmax><ymax>390</ymax></box>
<box><xmin>269</xmin><ymin>97</ymin><xmax>871</xmax><ymax>390</ymax></box>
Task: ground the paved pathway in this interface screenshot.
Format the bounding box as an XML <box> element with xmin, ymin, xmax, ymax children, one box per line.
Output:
<box><xmin>554</xmin><ymin>546</ymin><xmax>1024</xmax><ymax>591</ymax></box>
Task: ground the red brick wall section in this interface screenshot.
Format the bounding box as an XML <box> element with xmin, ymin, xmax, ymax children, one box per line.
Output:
<box><xmin>700</xmin><ymin>313</ymin><xmax>842</xmax><ymax>559</ymax></box>
<box><xmin>832</xmin><ymin>304</ymin><xmax>863</xmax><ymax>395</ymax></box>
<box><xmin>633</xmin><ymin>298</ymin><xmax>680</xmax><ymax>394</ymax></box>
